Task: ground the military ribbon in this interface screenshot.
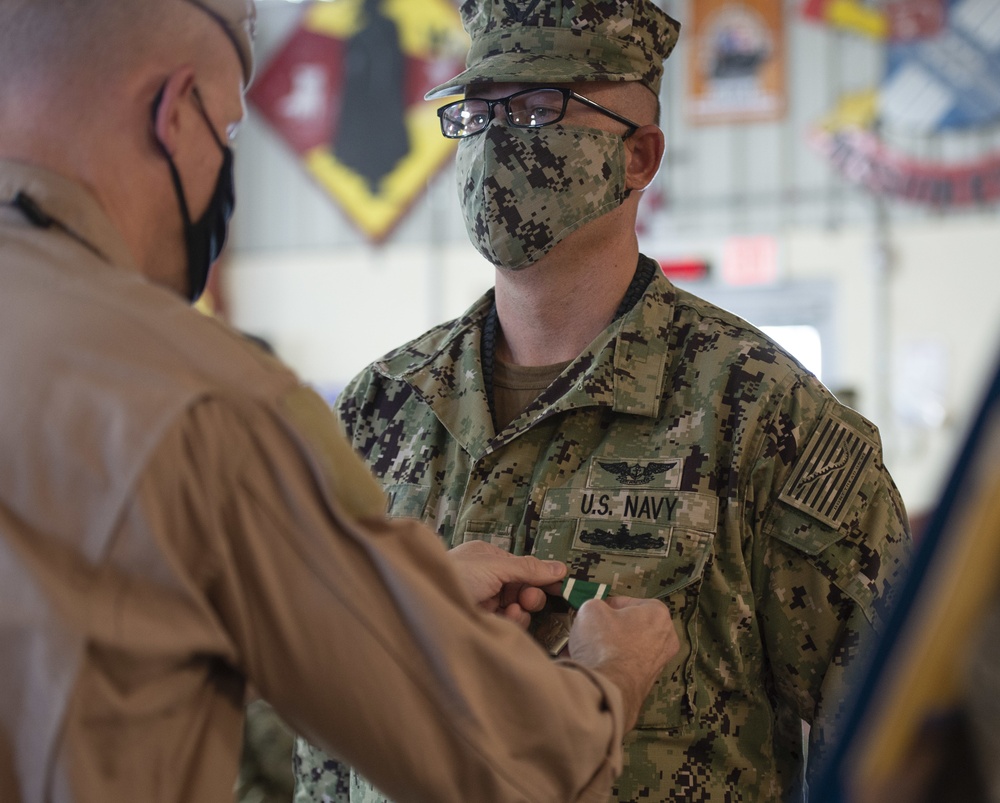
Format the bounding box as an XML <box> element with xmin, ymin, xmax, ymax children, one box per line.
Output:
<box><xmin>561</xmin><ymin>578</ymin><xmax>610</xmax><ymax>610</ymax></box>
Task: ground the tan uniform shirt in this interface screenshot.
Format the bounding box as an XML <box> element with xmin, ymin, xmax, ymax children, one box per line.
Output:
<box><xmin>0</xmin><ymin>160</ymin><xmax>628</xmax><ymax>803</ymax></box>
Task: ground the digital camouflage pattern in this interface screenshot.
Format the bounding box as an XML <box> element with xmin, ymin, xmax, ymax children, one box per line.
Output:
<box><xmin>426</xmin><ymin>0</ymin><xmax>681</xmax><ymax>99</ymax></box>
<box><xmin>295</xmin><ymin>260</ymin><xmax>912</xmax><ymax>802</ymax></box>
<box><xmin>237</xmin><ymin>701</ymin><xmax>295</xmax><ymax>803</ymax></box>
<box><xmin>457</xmin><ymin>123</ymin><xmax>627</xmax><ymax>269</ymax></box>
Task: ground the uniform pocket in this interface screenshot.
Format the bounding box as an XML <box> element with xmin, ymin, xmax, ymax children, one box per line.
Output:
<box><xmin>533</xmin><ymin>506</ymin><xmax>715</xmax><ymax>729</ymax></box>
<box><xmin>384</xmin><ymin>483</ymin><xmax>432</xmax><ymax>520</ymax></box>
<box><xmin>460</xmin><ymin>519</ymin><xmax>514</xmax><ymax>553</ymax></box>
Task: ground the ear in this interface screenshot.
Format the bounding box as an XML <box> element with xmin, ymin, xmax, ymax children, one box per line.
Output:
<box><xmin>624</xmin><ymin>125</ymin><xmax>665</xmax><ymax>193</ymax></box>
<box><xmin>151</xmin><ymin>67</ymin><xmax>197</xmax><ymax>157</ymax></box>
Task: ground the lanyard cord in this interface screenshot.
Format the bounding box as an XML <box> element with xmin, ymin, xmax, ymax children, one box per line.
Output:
<box><xmin>8</xmin><ymin>191</ymin><xmax>108</xmax><ymax>261</ymax></box>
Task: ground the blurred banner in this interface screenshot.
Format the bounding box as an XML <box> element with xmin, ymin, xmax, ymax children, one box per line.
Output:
<box><xmin>810</xmin><ymin>123</ymin><xmax>1000</xmax><ymax>206</ymax></box>
<box><xmin>801</xmin><ymin>0</ymin><xmax>947</xmax><ymax>40</ymax></box>
<box><xmin>881</xmin><ymin>0</ymin><xmax>1000</xmax><ymax>133</ymax></box>
<box><xmin>687</xmin><ymin>0</ymin><xmax>786</xmax><ymax>125</ymax></box>
<box><xmin>807</xmin><ymin>0</ymin><xmax>1000</xmax><ymax>207</ymax></box>
<box><xmin>249</xmin><ymin>0</ymin><xmax>467</xmax><ymax>242</ymax></box>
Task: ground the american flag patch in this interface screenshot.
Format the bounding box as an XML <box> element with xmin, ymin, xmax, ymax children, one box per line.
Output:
<box><xmin>779</xmin><ymin>414</ymin><xmax>877</xmax><ymax>529</ymax></box>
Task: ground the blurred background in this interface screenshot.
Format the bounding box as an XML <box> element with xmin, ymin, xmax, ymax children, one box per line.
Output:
<box><xmin>216</xmin><ymin>0</ymin><xmax>999</xmax><ymax>559</ymax></box>
<box><xmin>222</xmin><ymin>2</ymin><xmax>1000</xmax><ymax>800</ymax></box>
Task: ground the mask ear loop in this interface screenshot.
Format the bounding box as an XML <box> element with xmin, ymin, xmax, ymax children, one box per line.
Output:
<box><xmin>151</xmin><ymin>83</ymin><xmax>196</xmax><ymax>231</ymax></box>
<box><xmin>190</xmin><ymin>86</ymin><xmax>228</xmax><ymax>152</ymax></box>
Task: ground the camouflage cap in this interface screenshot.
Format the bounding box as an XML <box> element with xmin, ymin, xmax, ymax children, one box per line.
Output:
<box><xmin>425</xmin><ymin>0</ymin><xmax>681</xmax><ymax>100</ymax></box>
<box><xmin>184</xmin><ymin>0</ymin><xmax>257</xmax><ymax>83</ymax></box>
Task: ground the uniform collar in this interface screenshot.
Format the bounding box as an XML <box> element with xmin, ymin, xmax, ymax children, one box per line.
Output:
<box><xmin>377</xmin><ymin>256</ymin><xmax>677</xmax><ymax>459</ymax></box>
<box><xmin>378</xmin><ymin>294</ymin><xmax>497</xmax><ymax>457</ymax></box>
<box><xmin>0</xmin><ymin>159</ymin><xmax>139</xmax><ymax>273</ymax></box>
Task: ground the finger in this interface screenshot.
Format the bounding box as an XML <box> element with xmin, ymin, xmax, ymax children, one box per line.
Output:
<box><xmin>604</xmin><ymin>594</ymin><xmax>657</xmax><ymax>610</ymax></box>
<box><xmin>449</xmin><ymin>540</ymin><xmax>501</xmax><ymax>559</ymax></box>
<box><xmin>516</xmin><ymin>586</ymin><xmax>548</xmax><ymax>613</ymax></box>
<box><xmin>499</xmin><ymin>603</ymin><xmax>532</xmax><ymax>630</ymax></box>
<box><xmin>575</xmin><ymin>597</ymin><xmax>613</xmax><ymax>625</ymax></box>
<box><xmin>496</xmin><ymin>555</ymin><xmax>567</xmax><ymax>587</ymax></box>
<box><xmin>478</xmin><ymin>597</ymin><xmax>500</xmax><ymax>614</ymax></box>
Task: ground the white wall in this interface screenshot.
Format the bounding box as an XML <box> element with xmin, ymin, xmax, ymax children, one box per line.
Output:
<box><xmin>226</xmin><ymin>213</ymin><xmax>1000</xmax><ymax>519</ymax></box>
<box><xmin>784</xmin><ymin>215</ymin><xmax>1000</xmax><ymax>515</ymax></box>
<box><xmin>225</xmin><ymin>240</ymin><xmax>492</xmax><ymax>398</ymax></box>
<box><xmin>226</xmin><ymin>0</ymin><xmax>1000</xmax><ymax>521</ymax></box>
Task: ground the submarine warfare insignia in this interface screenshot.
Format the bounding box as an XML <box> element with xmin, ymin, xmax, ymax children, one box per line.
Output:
<box><xmin>580</xmin><ymin>524</ymin><xmax>666</xmax><ymax>552</ymax></box>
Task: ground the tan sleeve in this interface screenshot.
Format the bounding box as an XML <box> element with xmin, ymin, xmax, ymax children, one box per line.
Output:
<box><xmin>150</xmin><ymin>393</ymin><xmax>625</xmax><ymax>803</ymax></box>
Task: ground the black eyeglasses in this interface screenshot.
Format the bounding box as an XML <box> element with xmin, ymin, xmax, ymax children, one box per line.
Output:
<box><xmin>437</xmin><ymin>87</ymin><xmax>640</xmax><ymax>139</ymax></box>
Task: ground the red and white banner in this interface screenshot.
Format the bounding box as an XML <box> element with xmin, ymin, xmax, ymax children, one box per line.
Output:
<box><xmin>811</xmin><ymin>127</ymin><xmax>1000</xmax><ymax>206</ymax></box>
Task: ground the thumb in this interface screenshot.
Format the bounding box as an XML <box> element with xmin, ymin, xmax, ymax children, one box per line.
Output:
<box><xmin>500</xmin><ymin>555</ymin><xmax>567</xmax><ymax>586</ymax></box>
<box><xmin>605</xmin><ymin>595</ymin><xmax>649</xmax><ymax>610</ymax></box>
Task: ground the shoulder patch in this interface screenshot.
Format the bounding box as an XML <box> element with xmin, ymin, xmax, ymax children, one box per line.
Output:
<box><xmin>779</xmin><ymin>412</ymin><xmax>877</xmax><ymax>529</ymax></box>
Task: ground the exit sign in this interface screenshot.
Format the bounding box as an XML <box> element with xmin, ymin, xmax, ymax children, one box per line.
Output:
<box><xmin>721</xmin><ymin>235</ymin><xmax>780</xmax><ymax>286</ymax></box>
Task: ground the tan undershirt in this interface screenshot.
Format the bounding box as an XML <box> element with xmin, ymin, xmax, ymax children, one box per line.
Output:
<box><xmin>493</xmin><ymin>358</ymin><xmax>571</xmax><ymax>431</ymax></box>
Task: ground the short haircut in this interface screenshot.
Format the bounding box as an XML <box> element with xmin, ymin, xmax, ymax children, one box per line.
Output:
<box><xmin>0</xmin><ymin>1</ymin><xmax>211</xmax><ymax>94</ymax></box>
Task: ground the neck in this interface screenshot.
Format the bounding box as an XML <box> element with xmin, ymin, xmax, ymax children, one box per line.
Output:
<box><xmin>2</xmin><ymin>80</ymin><xmax>185</xmax><ymax>294</ymax></box>
<box><xmin>493</xmin><ymin>207</ymin><xmax>640</xmax><ymax>366</ymax></box>
<box><xmin>0</xmin><ymin>93</ymin><xmax>176</xmax><ymax>280</ymax></box>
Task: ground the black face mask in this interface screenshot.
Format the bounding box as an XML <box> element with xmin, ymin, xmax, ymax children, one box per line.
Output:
<box><xmin>153</xmin><ymin>86</ymin><xmax>236</xmax><ymax>302</ymax></box>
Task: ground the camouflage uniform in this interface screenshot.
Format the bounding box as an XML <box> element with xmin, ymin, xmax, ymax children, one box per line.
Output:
<box><xmin>237</xmin><ymin>701</ymin><xmax>296</xmax><ymax>803</ymax></box>
<box><xmin>295</xmin><ymin>260</ymin><xmax>911</xmax><ymax>802</ymax></box>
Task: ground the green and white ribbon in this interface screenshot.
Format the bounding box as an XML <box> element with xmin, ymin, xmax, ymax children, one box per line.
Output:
<box><xmin>561</xmin><ymin>578</ymin><xmax>610</xmax><ymax>610</ymax></box>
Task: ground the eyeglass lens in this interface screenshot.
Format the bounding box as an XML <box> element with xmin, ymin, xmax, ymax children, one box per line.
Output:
<box><xmin>439</xmin><ymin>88</ymin><xmax>569</xmax><ymax>138</ymax></box>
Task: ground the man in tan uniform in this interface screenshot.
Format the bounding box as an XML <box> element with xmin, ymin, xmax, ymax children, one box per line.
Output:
<box><xmin>0</xmin><ymin>1</ymin><xmax>680</xmax><ymax>801</ymax></box>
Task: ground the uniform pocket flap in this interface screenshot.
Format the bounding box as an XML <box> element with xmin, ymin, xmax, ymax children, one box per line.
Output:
<box><xmin>385</xmin><ymin>483</ymin><xmax>432</xmax><ymax>520</ymax></box>
<box><xmin>533</xmin><ymin>517</ymin><xmax>714</xmax><ymax>598</ymax></box>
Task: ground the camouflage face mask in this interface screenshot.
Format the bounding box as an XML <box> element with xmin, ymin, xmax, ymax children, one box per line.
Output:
<box><xmin>455</xmin><ymin>124</ymin><xmax>629</xmax><ymax>271</ymax></box>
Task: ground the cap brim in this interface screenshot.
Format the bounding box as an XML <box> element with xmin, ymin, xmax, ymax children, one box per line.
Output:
<box><xmin>425</xmin><ymin>52</ymin><xmax>647</xmax><ymax>100</ymax></box>
<box><xmin>425</xmin><ymin>22</ymin><xmax>674</xmax><ymax>101</ymax></box>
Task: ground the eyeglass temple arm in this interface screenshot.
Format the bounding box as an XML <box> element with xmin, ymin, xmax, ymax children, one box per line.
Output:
<box><xmin>568</xmin><ymin>91</ymin><xmax>640</xmax><ymax>132</ymax></box>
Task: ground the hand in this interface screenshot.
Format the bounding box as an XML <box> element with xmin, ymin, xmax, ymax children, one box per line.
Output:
<box><xmin>448</xmin><ymin>540</ymin><xmax>567</xmax><ymax>628</ymax></box>
<box><xmin>567</xmin><ymin>596</ymin><xmax>680</xmax><ymax>731</ymax></box>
